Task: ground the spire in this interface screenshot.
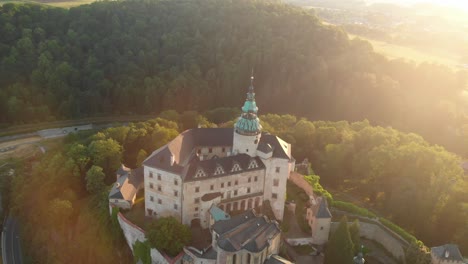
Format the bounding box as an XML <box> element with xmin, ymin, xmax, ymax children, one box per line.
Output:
<box><xmin>235</xmin><ymin>74</ymin><xmax>262</xmax><ymax>136</ymax></box>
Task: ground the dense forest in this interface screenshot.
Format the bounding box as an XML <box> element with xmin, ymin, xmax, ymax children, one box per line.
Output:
<box><xmin>0</xmin><ymin>0</ymin><xmax>467</xmax><ymax>156</ymax></box>
<box><xmin>7</xmin><ymin>112</ymin><xmax>467</xmax><ymax>263</ymax></box>
<box><xmin>256</xmin><ymin>114</ymin><xmax>468</xmax><ymax>253</ymax></box>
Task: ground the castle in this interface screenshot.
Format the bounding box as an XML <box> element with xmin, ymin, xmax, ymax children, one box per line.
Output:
<box><xmin>141</xmin><ymin>76</ymin><xmax>295</xmax><ymax>228</ymax></box>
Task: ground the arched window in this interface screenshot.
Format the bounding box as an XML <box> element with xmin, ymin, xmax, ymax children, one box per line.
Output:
<box><xmin>248</xmin><ymin>159</ymin><xmax>258</xmax><ymax>169</ymax></box>
<box><xmin>248</xmin><ymin>199</ymin><xmax>253</xmax><ymax>209</ymax></box>
<box><xmin>214</xmin><ymin>165</ymin><xmax>224</xmax><ymax>175</ymax></box>
<box><xmin>231</xmin><ymin>162</ymin><xmax>242</xmax><ymax>172</ymax></box>
<box><xmin>255</xmin><ymin>197</ymin><xmax>260</xmax><ymax>208</ymax></box>
<box><xmin>232</xmin><ymin>254</ymin><xmax>237</xmax><ymax>264</ymax></box>
<box><xmin>195</xmin><ymin>168</ymin><xmax>206</xmax><ymax>178</ymax></box>
<box><xmin>247</xmin><ymin>253</ymin><xmax>252</xmax><ymax>264</ymax></box>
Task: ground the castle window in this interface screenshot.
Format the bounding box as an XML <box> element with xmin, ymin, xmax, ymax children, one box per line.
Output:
<box><xmin>248</xmin><ymin>159</ymin><xmax>258</xmax><ymax>169</ymax></box>
<box><xmin>272</xmin><ymin>193</ymin><xmax>278</xmax><ymax>199</ymax></box>
<box><xmin>195</xmin><ymin>187</ymin><xmax>200</xmax><ymax>193</ymax></box>
<box><xmin>195</xmin><ymin>168</ymin><xmax>206</xmax><ymax>178</ymax></box>
<box><xmin>157</xmin><ymin>174</ymin><xmax>161</xmax><ymax>180</ymax></box>
<box><xmin>231</xmin><ymin>162</ymin><xmax>242</xmax><ymax>172</ymax></box>
<box><xmin>275</xmin><ymin>167</ymin><xmax>280</xmax><ymax>173</ymax></box>
<box><xmin>222</xmin><ymin>147</ymin><xmax>225</xmax><ymax>152</ymax></box>
<box><xmin>197</xmin><ymin>149</ymin><xmax>201</xmax><ymax>154</ymax></box>
<box><xmin>254</xmin><ymin>176</ymin><xmax>258</xmax><ymax>182</ymax></box>
<box><xmin>321</xmin><ymin>226</ymin><xmax>324</xmax><ymax>230</ymax></box>
<box><xmin>248</xmin><ymin>177</ymin><xmax>251</xmax><ymax>183</ymax></box>
<box><xmin>157</xmin><ymin>185</ymin><xmax>162</xmax><ymax>192</ymax></box>
<box><xmin>246</xmin><ymin>149</ymin><xmax>249</xmax><ymax>152</ymax></box>
<box><xmin>149</xmin><ymin>172</ymin><xmax>153</xmax><ymax>178</ymax></box>
<box><xmin>209</xmin><ymin>148</ymin><xmax>212</xmax><ymax>153</ymax></box>
<box><xmin>221</xmin><ymin>183</ymin><xmax>224</xmax><ymax>188</ymax></box>
<box><xmin>254</xmin><ymin>139</ymin><xmax>258</xmax><ymax>144</ymax></box>
<box><xmin>234</xmin><ymin>190</ymin><xmax>238</xmax><ymax>196</ymax></box>
<box><xmin>235</xmin><ymin>180</ymin><xmax>238</xmax><ymax>185</ymax></box>
<box><xmin>149</xmin><ymin>183</ymin><xmax>154</xmax><ymax>189</ymax></box>
<box><xmin>273</xmin><ymin>178</ymin><xmax>279</xmax><ymax>187</ymax></box>
<box><xmin>210</xmin><ymin>185</ymin><xmax>214</xmax><ymax>190</ymax></box>
<box><xmin>214</xmin><ymin>165</ymin><xmax>224</xmax><ymax>175</ymax></box>
<box><xmin>158</xmin><ymin>199</ymin><xmax>162</xmax><ymax>204</ymax></box>
<box><xmin>195</xmin><ymin>198</ymin><xmax>200</xmax><ymax>204</ymax></box>
<box><xmin>228</xmin><ymin>181</ymin><xmax>231</xmax><ymax>187</ymax></box>
<box><xmin>174</xmin><ymin>204</ymin><xmax>178</xmax><ymax>210</ymax></box>
<box><xmin>174</xmin><ymin>190</ymin><xmax>178</xmax><ymax>197</ymax></box>
<box><xmin>150</xmin><ymin>196</ymin><xmax>154</xmax><ymax>202</ymax></box>
<box><xmin>247</xmin><ymin>187</ymin><xmax>251</xmax><ymax>193</ymax></box>
<box><xmin>174</xmin><ymin>179</ymin><xmax>178</xmax><ymax>185</ymax></box>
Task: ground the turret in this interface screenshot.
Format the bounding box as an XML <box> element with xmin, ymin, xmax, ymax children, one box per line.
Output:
<box><xmin>232</xmin><ymin>75</ymin><xmax>262</xmax><ymax>157</ymax></box>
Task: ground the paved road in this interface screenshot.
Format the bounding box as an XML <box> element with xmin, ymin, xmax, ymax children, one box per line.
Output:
<box><xmin>2</xmin><ymin>216</ymin><xmax>23</xmax><ymax>264</ymax></box>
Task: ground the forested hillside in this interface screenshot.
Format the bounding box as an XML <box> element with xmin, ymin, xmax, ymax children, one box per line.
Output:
<box><xmin>0</xmin><ymin>0</ymin><xmax>467</xmax><ymax>155</ymax></box>
<box><xmin>10</xmin><ymin>113</ymin><xmax>467</xmax><ymax>262</ymax></box>
<box><xmin>256</xmin><ymin>114</ymin><xmax>468</xmax><ymax>252</ymax></box>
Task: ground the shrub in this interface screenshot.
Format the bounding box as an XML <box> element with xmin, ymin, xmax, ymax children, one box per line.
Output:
<box><xmin>332</xmin><ymin>201</ymin><xmax>377</xmax><ymax>218</ymax></box>
<box><xmin>379</xmin><ymin>218</ymin><xmax>423</xmax><ymax>246</ymax></box>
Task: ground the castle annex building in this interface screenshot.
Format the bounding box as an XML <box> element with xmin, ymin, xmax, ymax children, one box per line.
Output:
<box><xmin>142</xmin><ymin>77</ymin><xmax>295</xmax><ymax>227</ymax></box>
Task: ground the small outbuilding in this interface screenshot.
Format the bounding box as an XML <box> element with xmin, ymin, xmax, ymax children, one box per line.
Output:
<box><xmin>109</xmin><ymin>166</ymin><xmax>144</xmax><ymax>210</ymax></box>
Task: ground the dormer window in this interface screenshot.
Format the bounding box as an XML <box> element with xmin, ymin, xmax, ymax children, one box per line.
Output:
<box><xmin>248</xmin><ymin>159</ymin><xmax>258</xmax><ymax>169</ymax></box>
<box><xmin>195</xmin><ymin>168</ymin><xmax>206</xmax><ymax>178</ymax></box>
<box><xmin>214</xmin><ymin>164</ymin><xmax>224</xmax><ymax>175</ymax></box>
<box><xmin>231</xmin><ymin>162</ymin><xmax>242</xmax><ymax>172</ymax></box>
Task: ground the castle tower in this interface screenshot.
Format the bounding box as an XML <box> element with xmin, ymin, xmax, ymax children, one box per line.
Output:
<box><xmin>232</xmin><ymin>76</ymin><xmax>262</xmax><ymax>157</ymax></box>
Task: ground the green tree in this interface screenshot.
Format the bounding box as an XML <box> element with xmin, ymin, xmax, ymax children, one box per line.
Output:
<box><xmin>146</xmin><ymin>217</ymin><xmax>192</xmax><ymax>257</ymax></box>
<box><xmin>325</xmin><ymin>216</ymin><xmax>354</xmax><ymax>264</ymax></box>
<box><xmin>85</xmin><ymin>165</ymin><xmax>106</xmax><ymax>194</ymax></box>
<box><xmin>88</xmin><ymin>138</ymin><xmax>122</xmax><ymax>178</ymax></box>
<box><xmin>405</xmin><ymin>242</ymin><xmax>431</xmax><ymax>264</ymax></box>
<box><xmin>136</xmin><ymin>149</ymin><xmax>148</xmax><ymax>167</ymax></box>
<box><xmin>133</xmin><ymin>240</ymin><xmax>151</xmax><ymax>264</ymax></box>
<box><xmin>349</xmin><ymin>219</ymin><xmax>361</xmax><ymax>255</ymax></box>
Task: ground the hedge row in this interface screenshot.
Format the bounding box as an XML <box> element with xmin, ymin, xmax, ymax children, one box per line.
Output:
<box><xmin>331</xmin><ymin>200</ymin><xmax>377</xmax><ymax>218</ymax></box>
<box><xmin>379</xmin><ymin>218</ymin><xmax>423</xmax><ymax>247</ymax></box>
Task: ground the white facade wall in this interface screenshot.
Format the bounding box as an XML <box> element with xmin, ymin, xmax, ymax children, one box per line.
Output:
<box><xmin>232</xmin><ymin>132</ymin><xmax>261</xmax><ymax>157</ymax></box>
<box><xmin>311</xmin><ymin>218</ymin><xmax>331</xmax><ymax>245</ymax></box>
<box><xmin>181</xmin><ymin>169</ymin><xmax>265</xmax><ymax>226</ymax></box>
<box><xmin>261</xmin><ymin>157</ymin><xmax>290</xmax><ymax>221</ymax></box>
<box><xmin>144</xmin><ymin>166</ymin><xmax>183</xmax><ymax>220</ymax></box>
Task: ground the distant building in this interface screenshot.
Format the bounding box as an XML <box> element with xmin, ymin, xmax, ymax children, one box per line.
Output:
<box><xmin>109</xmin><ymin>166</ymin><xmax>144</xmax><ymax>209</ymax></box>
<box><xmin>183</xmin><ymin>209</ymin><xmax>287</xmax><ymax>264</ymax></box>
<box><xmin>142</xmin><ymin>77</ymin><xmax>295</xmax><ymax>228</ymax></box>
<box><xmin>306</xmin><ymin>196</ymin><xmax>332</xmax><ymax>245</ymax></box>
<box><xmin>431</xmin><ymin>244</ymin><xmax>466</xmax><ymax>264</ymax></box>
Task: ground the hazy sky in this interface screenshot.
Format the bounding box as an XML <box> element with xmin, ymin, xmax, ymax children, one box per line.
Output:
<box><xmin>367</xmin><ymin>0</ymin><xmax>468</xmax><ymax>12</ymax></box>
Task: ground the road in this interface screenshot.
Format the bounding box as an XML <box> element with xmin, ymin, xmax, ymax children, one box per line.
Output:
<box><xmin>2</xmin><ymin>216</ymin><xmax>23</xmax><ymax>264</ymax></box>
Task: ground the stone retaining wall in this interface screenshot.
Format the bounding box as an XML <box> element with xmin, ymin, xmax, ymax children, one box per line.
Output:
<box><xmin>331</xmin><ymin>221</ymin><xmax>407</xmax><ymax>261</ymax></box>
<box><xmin>111</xmin><ymin>206</ymin><xmax>183</xmax><ymax>264</ymax></box>
<box><xmin>289</xmin><ymin>172</ymin><xmax>313</xmax><ymax>197</ymax></box>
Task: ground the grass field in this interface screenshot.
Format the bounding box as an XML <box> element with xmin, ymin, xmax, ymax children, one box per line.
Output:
<box><xmin>348</xmin><ymin>34</ymin><xmax>462</xmax><ymax>69</ymax></box>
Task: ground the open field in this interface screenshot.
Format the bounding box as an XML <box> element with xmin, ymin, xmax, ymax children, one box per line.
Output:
<box><xmin>349</xmin><ymin>34</ymin><xmax>462</xmax><ymax>69</ymax></box>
